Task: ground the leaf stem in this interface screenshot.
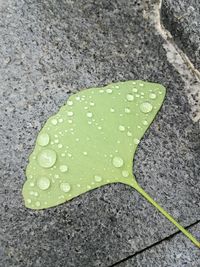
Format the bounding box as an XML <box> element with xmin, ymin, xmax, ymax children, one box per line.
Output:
<box><xmin>133</xmin><ymin>182</ymin><xmax>200</xmax><ymax>248</ymax></box>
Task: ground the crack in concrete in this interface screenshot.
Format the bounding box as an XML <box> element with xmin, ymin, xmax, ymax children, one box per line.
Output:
<box><xmin>151</xmin><ymin>0</ymin><xmax>200</xmax><ymax>123</ymax></box>
<box><xmin>109</xmin><ymin>219</ymin><xmax>200</xmax><ymax>267</ymax></box>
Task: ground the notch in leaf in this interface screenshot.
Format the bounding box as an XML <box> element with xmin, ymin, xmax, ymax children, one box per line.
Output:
<box><xmin>23</xmin><ymin>80</ymin><xmax>200</xmax><ymax>248</ymax></box>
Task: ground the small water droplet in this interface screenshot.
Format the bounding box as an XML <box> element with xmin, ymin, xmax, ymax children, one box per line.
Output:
<box><xmin>110</xmin><ymin>108</ymin><xmax>115</xmax><ymax>112</ymax></box>
<box><xmin>68</xmin><ymin>153</ymin><xmax>72</xmax><ymax>157</ymax></box>
<box><xmin>90</xmin><ymin>102</ymin><xmax>95</xmax><ymax>106</ymax></box>
<box><xmin>83</xmin><ymin>151</ymin><xmax>88</xmax><ymax>155</ymax></box>
<box><xmin>58</xmin><ymin>118</ymin><xmax>63</xmax><ymax>123</ymax></box>
<box><xmin>37</xmin><ymin>177</ymin><xmax>50</xmax><ymax>190</ymax></box>
<box><xmin>99</xmin><ymin>89</ymin><xmax>104</xmax><ymax>93</ymax></box>
<box><xmin>136</xmin><ymin>94</ymin><xmax>140</xmax><ymax>97</ymax></box>
<box><xmin>140</xmin><ymin>102</ymin><xmax>153</xmax><ymax>113</ymax></box>
<box><xmin>30</xmin><ymin>182</ymin><xmax>35</xmax><ymax>187</ymax></box>
<box><xmin>139</xmin><ymin>83</ymin><xmax>144</xmax><ymax>86</ymax></box>
<box><xmin>35</xmin><ymin>201</ymin><xmax>40</xmax><ymax>207</ymax></box>
<box><xmin>98</xmin><ymin>126</ymin><xmax>102</xmax><ymax>130</ymax></box>
<box><xmin>149</xmin><ymin>93</ymin><xmax>157</xmax><ymax>99</ymax></box>
<box><xmin>132</xmin><ymin>81</ymin><xmax>136</xmax><ymax>85</ymax></box>
<box><xmin>87</xmin><ymin>185</ymin><xmax>92</xmax><ymax>189</ymax></box>
<box><xmin>37</xmin><ymin>149</ymin><xmax>57</xmax><ymax>168</ymax></box>
<box><xmin>27</xmin><ymin>199</ymin><xmax>32</xmax><ymax>204</ymax></box>
<box><xmin>133</xmin><ymin>138</ymin><xmax>140</xmax><ymax>144</ymax></box>
<box><xmin>87</xmin><ymin>112</ymin><xmax>93</xmax><ymax>118</ymax></box>
<box><xmin>119</xmin><ymin>125</ymin><xmax>125</xmax><ymax>131</ymax></box>
<box><xmin>51</xmin><ymin>119</ymin><xmax>57</xmax><ymax>125</ymax></box>
<box><xmin>125</xmin><ymin>108</ymin><xmax>131</xmax><ymax>113</ymax></box>
<box><xmin>143</xmin><ymin>120</ymin><xmax>148</xmax><ymax>125</ymax></box>
<box><xmin>76</xmin><ymin>96</ymin><xmax>81</xmax><ymax>101</ymax></box>
<box><xmin>59</xmin><ymin>165</ymin><xmax>68</xmax><ymax>173</ymax></box>
<box><xmin>112</xmin><ymin>156</ymin><xmax>124</xmax><ymax>168</ymax></box>
<box><xmin>127</xmin><ymin>131</ymin><xmax>132</xmax><ymax>136</ymax></box>
<box><xmin>67</xmin><ymin>111</ymin><xmax>73</xmax><ymax>117</ymax></box>
<box><xmin>60</xmin><ymin>182</ymin><xmax>71</xmax><ymax>193</ymax></box>
<box><xmin>58</xmin><ymin>144</ymin><xmax>63</xmax><ymax>149</ymax></box>
<box><xmin>122</xmin><ymin>170</ymin><xmax>129</xmax><ymax>177</ymax></box>
<box><xmin>126</xmin><ymin>94</ymin><xmax>134</xmax><ymax>101</ymax></box>
<box><xmin>55</xmin><ymin>139</ymin><xmax>59</xmax><ymax>144</ymax></box>
<box><xmin>67</xmin><ymin>100</ymin><xmax>73</xmax><ymax>106</ymax></box>
<box><xmin>37</xmin><ymin>133</ymin><xmax>50</xmax><ymax>146</ymax></box>
<box><xmin>106</xmin><ymin>88</ymin><xmax>112</xmax><ymax>93</ymax></box>
<box><xmin>68</xmin><ymin>120</ymin><xmax>72</xmax><ymax>123</ymax></box>
<box><xmin>94</xmin><ymin>175</ymin><xmax>102</xmax><ymax>182</ymax></box>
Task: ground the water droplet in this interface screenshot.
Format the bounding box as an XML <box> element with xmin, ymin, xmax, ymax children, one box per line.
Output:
<box><xmin>37</xmin><ymin>133</ymin><xmax>50</xmax><ymax>146</ymax></box>
<box><xmin>68</xmin><ymin>120</ymin><xmax>72</xmax><ymax>123</ymax></box>
<box><xmin>140</xmin><ymin>102</ymin><xmax>153</xmax><ymax>113</ymax></box>
<box><xmin>139</xmin><ymin>83</ymin><xmax>144</xmax><ymax>86</ymax></box>
<box><xmin>94</xmin><ymin>175</ymin><xmax>102</xmax><ymax>182</ymax></box>
<box><xmin>125</xmin><ymin>108</ymin><xmax>131</xmax><ymax>113</ymax></box>
<box><xmin>58</xmin><ymin>144</ymin><xmax>63</xmax><ymax>148</ymax></box>
<box><xmin>122</xmin><ymin>170</ymin><xmax>129</xmax><ymax>177</ymax></box>
<box><xmin>60</xmin><ymin>182</ymin><xmax>71</xmax><ymax>193</ymax></box>
<box><xmin>126</xmin><ymin>94</ymin><xmax>134</xmax><ymax>101</ymax></box>
<box><xmin>67</xmin><ymin>111</ymin><xmax>73</xmax><ymax>116</ymax></box>
<box><xmin>30</xmin><ymin>182</ymin><xmax>35</xmax><ymax>187</ymax></box>
<box><xmin>98</xmin><ymin>126</ymin><xmax>102</xmax><ymax>130</ymax></box>
<box><xmin>58</xmin><ymin>118</ymin><xmax>63</xmax><ymax>123</ymax></box>
<box><xmin>119</xmin><ymin>125</ymin><xmax>125</xmax><ymax>131</ymax></box>
<box><xmin>87</xmin><ymin>112</ymin><xmax>93</xmax><ymax>118</ymax></box>
<box><xmin>149</xmin><ymin>93</ymin><xmax>157</xmax><ymax>99</ymax></box>
<box><xmin>35</xmin><ymin>201</ymin><xmax>40</xmax><ymax>207</ymax></box>
<box><xmin>133</xmin><ymin>138</ymin><xmax>140</xmax><ymax>144</ymax></box>
<box><xmin>37</xmin><ymin>177</ymin><xmax>50</xmax><ymax>190</ymax></box>
<box><xmin>87</xmin><ymin>185</ymin><xmax>92</xmax><ymax>189</ymax></box>
<box><xmin>68</xmin><ymin>153</ymin><xmax>72</xmax><ymax>158</ymax></box>
<box><xmin>132</xmin><ymin>81</ymin><xmax>136</xmax><ymax>85</ymax></box>
<box><xmin>83</xmin><ymin>151</ymin><xmax>88</xmax><ymax>155</ymax></box>
<box><xmin>127</xmin><ymin>131</ymin><xmax>132</xmax><ymax>136</ymax></box>
<box><xmin>136</xmin><ymin>94</ymin><xmax>140</xmax><ymax>97</ymax></box>
<box><xmin>59</xmin><ymin>165</ymin><xmax>68</xmax><ymax>173</ymax></box>
<box><xmin>106</xmin><ymin>88</ymin><xmax>112</xmax><ymax>93</ymax></box>
<box><xmin>90</xmin><ymin>102</ymin><xmax>95</xmax><ymax>106</ymax></box>
<box><xmin>110</xmin><ymin>108</ymin><xmax>115</xmax><ymax>112</ymax></box>
<box><xmin>55</xmin><ymin>139</ymin><xmax>59</xmax><ymax>143</ymax></box>
<box><xmin>51</xmin><ymin>119</ymin><xmax>57</xmax><ymax>125</ymax></box>
<box><xmin>76</xmin><ymin>96</ymin><xmax>81</xmax><ymax>101</ymax></box>
<box><xmin>27</xmin><ymin>199</ymin><xmax>32</xmax><ymax>204</ymax></box>
<box><xmin>112</xmin><ymin>156</ymin><xmax>124</xmax><ymax>168</ymax></box>
<box><xmin>84</xmin><ymin>106</ymin><xmax>88</xmax><ymax>110</ymax></box>
<box><xmin>143</xmin><ymin>120</ymin><xmax>148</xmax><ymax>125</ymax></box>
<box><xmin>37</xmin><ymin>149</ymin><xmax>57</xmax><ymax>168</ymax></box>
<box><xmin>99</xmin><ymin>89</ymin><xmax>104</xmax><ymax>93</ymax></box>
<box><xmin>67</xmin><ymin>100</ymin><xmax>73</xmax><ymax>106</ymax></box>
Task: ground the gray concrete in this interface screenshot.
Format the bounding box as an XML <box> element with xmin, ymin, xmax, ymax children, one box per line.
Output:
<box><xmin>116</xmin><ymin>222</ymin><xmax>200</xmax><ymax>267</ymax></box>
<box><xmin>0</xmin><ymin>0</ymin><xmax>199</xmax><ymax>266</ymax></box>
<box><xmin>161</xmin><ymin>0</ymin><xmax>200</xmax><ymax>70</ymax></box>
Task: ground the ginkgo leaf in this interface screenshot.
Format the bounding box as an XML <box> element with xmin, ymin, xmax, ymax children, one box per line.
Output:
<box><xmin>23</xmin><ymin>80</ymin><xmax>200</xmax><ymax>248</ymax></box>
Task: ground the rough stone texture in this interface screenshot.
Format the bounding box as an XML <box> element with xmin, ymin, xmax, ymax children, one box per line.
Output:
<box><xmin>116</xmin><ymin>222</ymin><xmax>200</xmax><ymax>267</ymax></box>
<box><xmin>161</xmin><ymin>0</ymin><xmax>200</xmax><ymax>70</ymax></box>
<box><xmin>0</xmin><ymin>0</ymin><xmax>199</xmax><ymax>267</ymax></box>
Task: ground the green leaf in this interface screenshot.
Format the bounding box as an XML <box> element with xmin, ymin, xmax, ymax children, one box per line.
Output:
<box><xmin>22</xmin><ymin>80</ymin><xmax>200</xmax><ymax>248</ymax></box>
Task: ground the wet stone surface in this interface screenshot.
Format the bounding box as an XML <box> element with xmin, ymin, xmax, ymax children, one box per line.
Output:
<box><xmin>0</xmin><ymin>0</ymin><xmax>199</xmax><ymax>266</ymax></box>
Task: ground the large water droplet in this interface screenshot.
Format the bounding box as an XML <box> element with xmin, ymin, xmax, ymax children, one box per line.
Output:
<box><xmin>37</xmin><ymin>133</ymin><xmax>50</xmax><ymax>147</ymax></box>
<box><xmin>59</xmin><ymin>165</ymin><xmax>68</xmax><ymax>173</ymax></box>
<box><xmin>140</xmin><ymin>102</ymin><xmax>153</xmax><ymax>113</ymax></box>
<box><xmin>37</xmin><ymin>177</ymin><xmax>50</xmax><ymax>190</ymax></box>
<box><xmin>149</xmin><ymin>93</ymin><xmax>157</xmax><ymax>99</ymax></box>
<box><xmin>60</xmin><ymin>182</ymin><xmax>71</xmax><ymax>192</ymax></box>
<box><xmin>94</xmin><ymin>175</ymin><xmax>102</xmax><ymax>182</ymax></box>
<box><xmin>126</xmin><ymin>94</ymin><xmax>134</xmax><ymax>101</ymax></box>
<box><xmin>112</xmin><ymin>156</ymin><xmax>124</xmax><ymax>168</ymax></box>
<box><xmin>37</xmin><ymin>149</ymin><xmax>57</xmax><ymax>168</ymax></box>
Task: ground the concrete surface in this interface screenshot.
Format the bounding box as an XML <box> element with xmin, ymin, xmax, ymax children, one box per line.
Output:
<box><xmin>161</xmin><ymin>0</ymin><xmax>200</xmax><ymax>70</ymax></box>
<box><xmin>0</xmin><ymin>0</ymin><xmax>199</xmax><ymax>266</ymax></box>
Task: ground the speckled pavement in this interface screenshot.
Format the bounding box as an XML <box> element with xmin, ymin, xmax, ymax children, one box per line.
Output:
<box><xmin>0</xmin><ymin>0</ymin><xmax>199</xmax><ymax>266</ymax></box>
